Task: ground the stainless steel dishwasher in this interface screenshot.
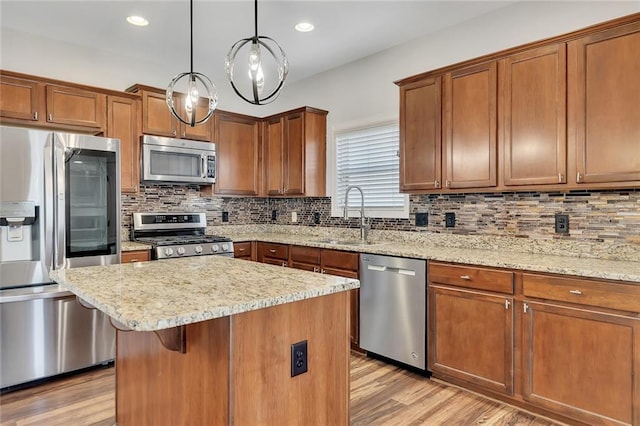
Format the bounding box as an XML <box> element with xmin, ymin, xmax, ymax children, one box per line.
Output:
<box><xmin>359</xmin><ymin>254</ymin><xmax>426</xmax><ymax>370</ymax></box>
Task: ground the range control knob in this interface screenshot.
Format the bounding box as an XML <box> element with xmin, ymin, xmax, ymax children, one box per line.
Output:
<box><xmin>221</xmin><ymin>244</ymin><xmax>229</xmax><ymax>251</ymax></box>
<box><xmin>211</xmin><ymin>244</ymin><xmax>219</xmax><ymax>252</ymax></box>
<box><xmin>164</xmin><ymin>248</ymin><xmax>174</xmax><ymax>257</ymax></box>
<box><xmin>177</xmin><ymin>247</ymin><xmax>186</xmax><ymax>256</ymax></box>
<box><xmin>194</xmin><ymin>245</ymin><xmax>203</xmax><ymax>254</ymax></box>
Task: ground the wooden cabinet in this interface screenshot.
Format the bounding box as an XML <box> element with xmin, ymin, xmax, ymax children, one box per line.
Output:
<box><xmin>500</xmin><ymin>44</ymin><xmax>567</xmax><ymax>186</ymax></box>
<box><xmin>0</xmin><ymin>74</ymin><xmax>44</xmax><ymax>122</ymax></box>
<box><xmin>522</xmin><ymin>273</ymin><xmax>640</xmax><ymax>425</ymax></box>
<box><xmin>443</xmin><ymin>62</ymin><xmax>497</xmax><ymax>189</ymax></box>
<box><xmin>214</xmin><ymin>112</ymin><xmax>260</xmax><ymax>196</ymax></box>
<box><xmin>107</xmin><ymin>95</ymin><xmax>140</xmax><ymax>193</ymax></box>
<box><xmin>428</xmin><ymin>262</ymin><xmax>514</xmax><ymax>395</ymax></box>
<box><xmin>121</xmin><ymin>250</ymin><xmax>150</xmax><ymax>263</ymax></box>
<box><xmin>290</xmin><ymin>245</ymin><xmax>321</xmax><ymax>272</ymax></box>
<box><xmin>257</xmin><ymin>242</ymin><xmax>289</xmax><ymax>267</ymax></box>
<box><xmin>399</xmin><ymin>77</ymin><xmax>442</xmax><ymax>191</ymax></box>
<box><xmin>128</xmin><ymin>84</ymin><xmax>212</xmax><ymax>142</ymax></box>
<box><xmin>1</xmin><ymin>72</ymin><xmax>106</xmax><ymax>131</ymax></box>
<box><xmin>233</xmin><ymin>242</ymin><xmax>254</xmax><ymax>261</ymax></box>
<box><xmin>569</xmin><ymin>21</ymin><xmax>640</xmax><ymax>186</ymax></box>
<box><xmin>263</xmin><ymin>107</ymin><xmax>327</xmax><ymax>197</ymax></box>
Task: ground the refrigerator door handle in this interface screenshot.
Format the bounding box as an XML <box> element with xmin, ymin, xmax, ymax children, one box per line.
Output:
<box><xmin>53</xmin><ymin>135</ymin><xmax>66</xmax><ymax>270</ymax></box>
<box><xmin>44</xmin><ymin>138</ymin><xmax>55</xmax><ymax>272</ymax></box>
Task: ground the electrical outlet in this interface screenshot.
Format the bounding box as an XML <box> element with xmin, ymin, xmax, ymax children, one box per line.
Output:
<box><xmin>313</xmin><ymin>212</ymin><xmax>321</xmax><ymax>224</ymax></box>
<box><xmin>555</xmin><ymin>214</ymin><xmax>569</xmax><ymax>234</ymax></box>
<box><xmin>445</xmin><ymin>212</ymin><xmax>456</xmax><ymax>228</ymax></box>
<box><xmin>291</xmin><ymin>340</ymin><xmax>308</xmax><ymax>377</ymax></box>
<box><xmin>221</xmin><ymin>211</ymin><xmax>229</xmax><ymax>222</ymax></box>
<box><xmin>291</xmin><ymin>211</ymin><xmax>298</xmax><ymax>223</ymax></box>
<box><xmin>271</xmin><ymin>210</ymin><xmax>277</xmax><ymax>221</ymax></box>
<box><xmin>415</xmin><ymin>212</ymin><xmax>428</xmax><ymax>227</ymax></box>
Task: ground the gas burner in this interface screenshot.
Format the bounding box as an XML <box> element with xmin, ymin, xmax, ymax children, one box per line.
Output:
<box><xmin>132</xmin><ymin>212</ymin><xmax>234</xmax><ymax>260</ymax></box>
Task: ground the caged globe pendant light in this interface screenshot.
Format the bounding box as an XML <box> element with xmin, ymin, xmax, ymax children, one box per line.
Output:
<box><xmin>225</xmin><ymin>0</ymin><xmax>289</xmax><ymax>105</ymax></box>
<box><xmin>166</xmin><ymin>0</ymin><xmax>218</xmax><ymax>127</ymax></box>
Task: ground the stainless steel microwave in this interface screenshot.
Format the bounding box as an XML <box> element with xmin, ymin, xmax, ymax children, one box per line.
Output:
<box><xmin>142</xmin><ymin>135</ymin><xmax>215</xmax><ymax>184</ymax></box>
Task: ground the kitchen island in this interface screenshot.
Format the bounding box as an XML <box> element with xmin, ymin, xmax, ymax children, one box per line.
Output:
<box><xmin>51</xmin><ymin>256</ymin><xmax>359</xmax><ymax>425</ymax></box>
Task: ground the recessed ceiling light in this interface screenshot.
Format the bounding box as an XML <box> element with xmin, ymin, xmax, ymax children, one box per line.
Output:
<box><xmin>295</xmin><ymin>22</ymin><xmax>314</xmax><ymax>32</ymax></box>
<box><xmin>127</xmin><ymin>16</ymin><xmax>149</xmax><ymax>27</ymax></box>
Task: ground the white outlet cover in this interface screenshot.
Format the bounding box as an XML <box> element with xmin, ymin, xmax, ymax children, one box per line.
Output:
<box><xmin>291</xmin><ymin>212</ymin><xmax>298</xmax><ymax>222</ymax></box>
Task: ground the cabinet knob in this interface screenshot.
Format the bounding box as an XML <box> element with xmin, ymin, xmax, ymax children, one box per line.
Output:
<box><xmin>576</xmin><ymin>172</ymin><xmax>583</xmax><ymax>183</ymax></box>
<box><xmin>460</xmin><ymin>275</ymin><xmax>471</xmax><ymax>280</ymax></box>
<box><xmin>313</xmin><ymin>266</ymin><xmax>319</xmax><ymax>273</ymax></box>
<box><xmin>282</xmin><ymin>261</ymin><xmax>287</xmax><ymax>267</ymax></box>
<box><xmin>173</xmin><ymin>129</ymin><xmax>177</xmax><ymax>137</ymax></box>
<box><xmin>558</xmin><ymin>173</ymin><xmax>565</xmax><ymax>183</ymax></box>
<box><xmin>445</xmin><ymin>180</ymin><xmax>451</xmax><ymax>188</ymax></box>
<box><xmin>48</xmin><ymin>113</ymin><xmax>53</xmax><ymax>122</ymax></box>
<box><xmin>569</xmin><ymin>289</ymin><xmax>583</xmax><ymax>295</ymax></box>
<box><xmin>321</xmin><ymin>269</ymin><xmax>326</xmax><ymax>274</ymax></box>
<box><xmin>238</xmin><ymin>248</ymin><xmax>246</xmax><ymax>252</ymax></box>
<box><xmin>505</xmin><ymin>300</ymin><xmax>510</xmax><ymax>310</ymax></box>
<box><xmin>434</xmin><ymin>180</ymin><xmax>440</xmax><ymax>188</ymax></box>
<box><xmin>33</xmin><ymin>112</ymin><xmax>38</xmax><ymax>120</ymax></box>
<box><xmin>269</xmin><ymin>249</ymin><xmax>276</xmax><ymax>253</ymax></box>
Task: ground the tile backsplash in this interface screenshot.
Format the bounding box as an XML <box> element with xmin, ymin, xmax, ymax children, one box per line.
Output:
<box><xmin>122</xmin><ymin>186</ymin><xmax>639</xmax><ymax>245</ymax></box>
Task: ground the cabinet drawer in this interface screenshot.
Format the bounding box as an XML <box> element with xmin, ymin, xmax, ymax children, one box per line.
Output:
<box><xmin>321</xmin><ymin>250</ymin><xmax>359</xmax><ymax>274</ymax></box>
<box><xmin>257</xmin><ymin>242</ymin><xmax>288</xmax><ymax>260</ymax></box>
<box><xmin>290</xmin><ymin>245</ymin><xmax>321</xmax><ymax>265</ymax></box>
<box><xmin>234</xmin><ymin>242</ymin><xmax>252</xmax><ymax>259</ymax></box>
<box><xmin>121</xmin><ymin>250</ymin><xmax>150</xmax><ymax>263</ymax></box>
<box><xmin>429</xmin><ymin>262</ymin><xmax>513</xmax><ymax>294</ymax></box>
<box><xmin>522</xmin><ymin>273</ymin><xmax>640</xmax><ymax>313</ymax></box>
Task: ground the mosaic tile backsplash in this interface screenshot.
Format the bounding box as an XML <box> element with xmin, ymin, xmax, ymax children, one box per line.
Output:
<box><xmin>122</xmin><ymin>186</ymin><xmax>639</xmax><ymax>245</ymax></box>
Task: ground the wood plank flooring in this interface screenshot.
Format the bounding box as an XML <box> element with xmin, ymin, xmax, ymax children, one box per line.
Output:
<box><xmin>1</xmin><ymin>353</ymin><xmax>562</xmax><ymax>425</ymax></box>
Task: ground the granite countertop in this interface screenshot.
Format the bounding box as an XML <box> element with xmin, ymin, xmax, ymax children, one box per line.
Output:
<box><xmin>222</xmin><ymin>231</ymin><xmax>640</xmax><ymax>283</ymax></box>
<box><xmin>51</xmin><ymin>256</ymin><xmax>359</xmax><ymax>331</ymax></box>
<box><xmin>121</xmin><ymin>241</ymin><xmax>153</xmax><ymax>251</ymax></box>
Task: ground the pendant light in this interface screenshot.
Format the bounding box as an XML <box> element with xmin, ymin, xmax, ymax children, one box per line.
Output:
<box><xmin>166</xmin><ymin>0</ymin><xmax>217</xmax><ymax>127</ymax></box>
<box><xmin>225</xmin><ymin>0</ymin><xmax>289</xmax><ymax>105</ymax></box>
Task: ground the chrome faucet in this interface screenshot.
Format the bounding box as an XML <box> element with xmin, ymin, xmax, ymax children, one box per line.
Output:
<box><xmin>343</xmin><ymin>185</ymin><xmax>369</xmax><ymax>242</ymax></box>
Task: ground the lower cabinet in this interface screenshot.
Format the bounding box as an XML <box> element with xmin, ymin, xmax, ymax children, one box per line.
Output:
<box><xmin>256</xmin><ymin>242</ymin><xmax>288</xmax><ymax>266</ymax></box>
<box><xmin>233</xmin><ymin>241</ymin><xmax>254</xmax><ymax>261</ymax></box>
<box><xmin>428</xmin><ymin>262</ymin><xmax>514</xmax><ymax>395</ymax></box>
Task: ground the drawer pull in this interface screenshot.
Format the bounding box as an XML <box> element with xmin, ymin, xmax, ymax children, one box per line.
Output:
<box><xmin>129</xmin><ymin>258</ymin><xmax>139</xmax><ymax>262</ymax></box>
<box><xmin>460</xmin><ymin>275</ymin><xmax>471</xmax><ymax>280</ymax></box>
<box><xmin>269</xmin><ymin>249</ymin><xmax>276</xmax><ymax>253</ymax></box>
<box><xmin>569</xmin><ymin>289</ymin><xmax>583</xmax><ymax>295</ymax></box>
<box><xmin>238</xmin><ymin>248</ymin><xmax>246</xmax><ymax>252</ymax></box>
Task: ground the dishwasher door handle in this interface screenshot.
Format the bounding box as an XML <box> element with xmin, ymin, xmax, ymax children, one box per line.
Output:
<box><xmin>366</xmin><ymin>264</ymin><xmax>416</xmax><ymax>276</ymax></box>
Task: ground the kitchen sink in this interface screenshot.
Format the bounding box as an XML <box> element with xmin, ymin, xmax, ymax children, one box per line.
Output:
<box><xmin>313</xmin><ymin>238</ymin><xmax>376</xmax><ymax>246</ymax></box>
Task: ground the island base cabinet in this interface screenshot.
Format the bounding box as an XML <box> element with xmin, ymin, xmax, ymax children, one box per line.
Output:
<box><xmin>428</xmin><ymin>286</ymin><xmax>514</xmax><ymax>395</ymax></box>
<box><xmin>522</xmin><ymin>301</ymin><xmax>640</xmax><ymax>426</ymax></box>
<box><xmin>115</xmin><ymin>291</ymin><xmax>350</xmax><ymax>425</ymax></box>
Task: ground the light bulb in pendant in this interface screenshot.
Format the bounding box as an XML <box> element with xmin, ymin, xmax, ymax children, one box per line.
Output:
<box><xmin>248</xmin><ymin>42</ymin><xmax>265</xmax><ymax>95</ymax></box>
<box><xmin>184</xmin><ymin>76</ymin><xmax>199</xmax><ymax>124</ymax></box>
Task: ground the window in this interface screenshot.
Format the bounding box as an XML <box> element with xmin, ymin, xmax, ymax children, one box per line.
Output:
<box><xmin>331</xmin><ymin>122</ymin><xmax>409</xmax><ymax>219</ymax></box>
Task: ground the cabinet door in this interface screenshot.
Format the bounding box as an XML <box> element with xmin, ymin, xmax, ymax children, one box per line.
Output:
<box><xmin>428</xmin><ymin>285</ymin><xmax>513</xmax><ymax>395</ymax></box>
<box><xmin>501</xmin><ymin>44</ymin><xmax>567</xmax><ymax>186</ymax></box>
<box><xmin>178</xmin><ymin>95</ymin><xmax>213</xmax><ymax>142</ymax></box>
<box><xmin>46</xmin><ymin>85</ymin><xmax>106</xmax><ymax>130</ymax></box>
<box><xmin>522</xmin><ymin>301</ymin><xmax>640</xmax><ymax>425</ymax></box>
<box><xmin>107</xmin><ymin>96</ymin><xmax>139</xmax><ymax>193</ymax></box>
<box><xmin>290</xmin><ymin>245</ymin><xmax>320</xmax><ymax>272</ymax></box>
<box><xmin>142</xmin><ymin>90</ymin><xmax>178</xmax><ymax>137</ymax></box>
<box><xmin>233</xmin><ymin>242</ymin><xmax>254</xmax><ymax>261</ymax></box>
<box><xmin>444</xmin><ymin>62</ymin><xmax>497</xmax><ymax>189</ymax></box>
<box><xmin>264</xmin><ymin>117</ymin><xmax>284</xmax><ymax>195</ymax></box>
<box><xmin>399</xmin><ymin>77</ymin><xmax>442</xmax><ymax>191</ymax></box>
<box><xmin>320</xmin><ymin>249</ymin><xmax>358</xmax><ymax>278</ymax></box>
<box><xmin>215</xmin><ymin>113</ymin><xmax>260</xmax><ymax>196</ymax></box>
<box><xmin>283</xmin><ymin>112</ymin><xmax>305</xmax><ymax>195</ymax></box>
<box><xmin>570</xmin><ymin>22</ymin><xmax>640</xmax><ymax>185</ymax></box>
<box><xmin>256</xmin><ymin>242</ymin><xmax>288</xmax><ymax>264</ymax></box>
<box><xmin>0</xmin><ymin>75</ymin><xmax>44</xmax><ymax>122</ymax></box>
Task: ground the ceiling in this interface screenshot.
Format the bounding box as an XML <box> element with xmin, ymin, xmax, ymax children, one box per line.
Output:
<box><xmin>0</xmin><ymin>1</ymin><xmax>518</xmax><ymax>85</ymax></box>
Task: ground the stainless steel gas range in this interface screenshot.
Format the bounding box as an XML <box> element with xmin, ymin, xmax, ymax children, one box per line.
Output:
<box><xmin>132</xmin><ymin>212</ymin><xmax>233</xmax><ymax>259</ymax></box>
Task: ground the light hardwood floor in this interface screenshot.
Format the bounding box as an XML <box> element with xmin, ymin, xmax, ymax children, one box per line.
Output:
<box><xmin>1</xmin><ymin>353</ymin><xmax>562</xmax><ymax>425</ymax></box>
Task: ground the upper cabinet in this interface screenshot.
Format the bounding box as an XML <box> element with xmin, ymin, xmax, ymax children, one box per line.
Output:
<box><xmin>399</xmin><ymin>77</ymin><xmax>442</xmax><ymax>191</ymax></box>
<box><xmin>213</xmin><ymin>112</ymin><xmax>261</xmax><ymax>196</ymax></box>
<box><xmin>397</xmin><ymin>14</ymin><xmax>640</xmax><ymax>193</ymax></box>
<box><xmin>107</xmin><ymin>95</ymin><xmax>140</xmax><ymax>193</ymax></box>
<box><xmin>126</xmin><ymin>84</ymin><xmax>212</xmax><ymax>142</ymax></box>
<box><xmin>500</xmin><ymin>44</ymin><xmax>567</xmax><ymax>187</ymax></box>
<box><xmin>443</xmin><ymin>62</ymin><xmax>497</xmax><ymax>189</ymax></box>
<box><xmin>263</xmin><ymin>107</ymin><xmax>327</xmax><ymax>197</ymax></box>
<box><xmin>569</xmin><ymin>21</ymin><xmax>640</xmax><ymax>186</ymax></box>
<box><xmin>1</xmin><ymin>72</ymin><xmax>106</xmax><ymax>132</ymax></box>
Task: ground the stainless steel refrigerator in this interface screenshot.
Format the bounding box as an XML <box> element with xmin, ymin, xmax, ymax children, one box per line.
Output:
<box><xmin>0</xmin><ymin>126</ymin><xmax>120</xmax><ymax>389</ymax></box>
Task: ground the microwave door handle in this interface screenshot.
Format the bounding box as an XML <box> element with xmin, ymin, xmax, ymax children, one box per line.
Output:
<box><xmin>201</xmin><ymin>155</ymin><xmax>206</xmax><ymax>180</ymax></box>
<box><xmin>53</xmin><ymin>135</ymin><xmax>66</xmax><ymax>270</ymax></box>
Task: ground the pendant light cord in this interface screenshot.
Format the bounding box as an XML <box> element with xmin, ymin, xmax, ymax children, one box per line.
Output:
<box><xmin>254</xmin><ymin>0</ymin><xmax>258</xmax><ymax>40</ymax></box>
<box><xmin>190</xmin><ymin>0</ymin><xmax>194</xmax><ymax>73</ymax></box>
